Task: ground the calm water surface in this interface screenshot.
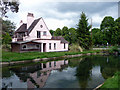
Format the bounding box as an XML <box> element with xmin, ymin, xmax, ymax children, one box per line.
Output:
<box><xmin>1</xmin><ymin>55</ymin><xmax>120</xmax><ymax>88</ymax></box>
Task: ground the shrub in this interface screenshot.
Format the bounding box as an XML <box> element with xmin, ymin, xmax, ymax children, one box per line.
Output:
<box><xmin>69</xmin><ymin>44</ymin><xmax>83</xmax><ymax>52</ymax></box>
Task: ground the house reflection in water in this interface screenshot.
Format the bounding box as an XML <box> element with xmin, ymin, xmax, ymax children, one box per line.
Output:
<box><xmin>12</xmin><ymin>60</ymin><xmax>68</xmax><ymax>88</ymax></box>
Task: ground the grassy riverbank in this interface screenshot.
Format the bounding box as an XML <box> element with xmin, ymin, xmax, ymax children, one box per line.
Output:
<box><xmin>100</xmin><ymin>72</ymin><xmax>120</xmax><ymax>89</ymax></box>
<box><xmin>2</xmin><ymin>50</ymin><xmax>100</xmax><ymax>62</ymax></box>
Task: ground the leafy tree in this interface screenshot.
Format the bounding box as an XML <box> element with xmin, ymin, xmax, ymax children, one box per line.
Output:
<box><xmin>76</xmin><ymin>12</ymin><xmax>91</xmax><ymax>50</ymax></box>
<box><xmin>2</xmin><ymin>32</ymin><xmax>12</xmax><ymax>45</ymax></box>
<box><xmin>54</xmin><ymin>28</ymin><xmax>62</xmax><ymax>36</ymax></box>
<box><xmin>69</xmin><ymin>28</ymin><xmax>77</xmax><ymax>44</ymax></box>
<box><xmin>100</xmin><ymin>16</ymin><xmax>115</xmax><ymax>45</ymax></box>
<box><xmin>92</xmin><ymin>28</ymin><xmax>103</xmax><ymax>45</ymax></box>
<box><xmin>49</xmin><ymin>29</ymin><xmax>55</xmax><ymax>36</ymax></box>
<box><xmin>2</xmin><ymin>19</ymin><xmax>16</xmax><ymax>36</ymax></box>
<box><xmin>2</xmin><ymin>19</ymin><xmax>16</xmax><ymax>49</ymax></box>
<box><xmin>63</xmin><ymin>34</ymin><xmax>70</xmax><ymax>43</ymax></box>
<box><xmin>115</xmin><ymin>17</ymin><xmax>120</xmax><ymax>45</ymax></box>
<box><xmin>61</xmin><ymin>26</ymin><xmax>69</xmax><ymax>36</ymax></box>
<box><xmin>0</xmin><ymin>0</ymin><xmax>19</xmax><ymax>17</ymax></box>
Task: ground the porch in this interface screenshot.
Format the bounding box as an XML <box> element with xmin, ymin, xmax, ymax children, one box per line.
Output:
<box><xmin>21</xmin><ymin>42</ymin><xmax>46</xmax><ymax>52</ymax></box>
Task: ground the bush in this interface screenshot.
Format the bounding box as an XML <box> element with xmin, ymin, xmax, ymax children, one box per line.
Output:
<box><xmin>111</xmin><ymin>46</ymin><xmax>118</xmax><ymax>52</ymax></box>
<box><xmin>108</xmin><ymin>46</ymin><xmax>118</xmax><ymax>54</ymax></box>
<box><xmin>69</xmin><ymin>44</ymin><xmax>83</xmax><ymax>52</ymax></box>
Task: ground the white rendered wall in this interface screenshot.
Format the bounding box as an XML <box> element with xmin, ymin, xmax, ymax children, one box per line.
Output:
<box><xmin>26</xmin><ymin>18</ymin><xmax>52</xmax><ymax>41</ymax></box>
<box><xmin>34</xmin><ymin>39</ymin><xmax>68</xmax><ymax>52</ymax></box>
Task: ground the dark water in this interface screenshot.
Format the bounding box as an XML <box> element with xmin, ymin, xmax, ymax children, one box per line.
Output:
<box><xmin>1</xmin><ymin>55</ymin><xmax>120</xmax><ymax>88</ymax></box>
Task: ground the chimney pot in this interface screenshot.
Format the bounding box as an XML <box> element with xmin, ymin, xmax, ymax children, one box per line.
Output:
<box><xmin>27</xmin><ymin>13</ymin><xmax>34</xmax><ymax>17</ymax></box>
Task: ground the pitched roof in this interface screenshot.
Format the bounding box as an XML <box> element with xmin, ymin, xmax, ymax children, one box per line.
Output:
<box><xmin>51</xmin><ymin>36</ymin><xmax>69</xmax><ymax>43</ymax></box>
<box><xmin>15</xmin><ymin>18</ymin><xmax>41</xmax><ymax>34</ymax></box>
<box><xmin>28</xmin><ymin>18</ymin><xmax>41</xmax><ymax>34</ymax></box>
<box><xmin>15</xmin><ymin>24</ymin><xmax>27</xmax><ymax>33</ymax></box>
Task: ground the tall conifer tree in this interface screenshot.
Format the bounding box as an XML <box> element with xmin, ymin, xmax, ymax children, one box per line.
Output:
<box><xmin>76</xmin><ymin>12</ymin><xmax>91</xmax><ymax>49</ymax></box>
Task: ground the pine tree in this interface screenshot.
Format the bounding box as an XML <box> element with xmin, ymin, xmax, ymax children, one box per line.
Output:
<box><xmin>76</xmin><ymin>12</ymin><xmax>91</xmax><ymax>50</ymax></box>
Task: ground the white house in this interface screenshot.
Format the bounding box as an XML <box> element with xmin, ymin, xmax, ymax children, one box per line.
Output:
<box><xmin>11</xmin><ymin>13</ymin><xmax>69</xmax><ymax>52</ymax></box>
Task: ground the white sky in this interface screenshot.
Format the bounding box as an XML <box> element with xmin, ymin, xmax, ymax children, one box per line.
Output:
<box><xmin>3</xmin><ymin>0</ymin><xmax>119</xmax><ymax>30</ymax></box>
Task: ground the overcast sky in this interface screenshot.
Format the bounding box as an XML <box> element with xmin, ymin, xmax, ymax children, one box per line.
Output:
<box><xmin>4</xmin><ymin>0</ymin><xmax>119</xmax><ymax>30</ymax></box>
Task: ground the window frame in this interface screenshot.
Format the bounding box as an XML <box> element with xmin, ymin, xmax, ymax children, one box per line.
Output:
<box><xmin>43</xmin><ymin>31</ymin><xmax>47</xmax><ymax>36</ymax></box>
<box><xmin>64</xmin><ymin>43</ymin><xmax>66</xmax><ymax>49</ymax></box>
<box><xmin>54</xmin><ymin>43</ymin><xmax>56</xmax><ymax>50</ymax></box>
<box><xmin>40</xmin><ymin>25</ymin><xmax>43</xmax><ymax>28</ymax></box>
<box><xmin>37</xmin><ymin>31</ymin><xmax>41</xmax><ymax>38</ymax></box>
<box><xmin>22</xmin><ymin>44</ymin><xmax>27</xmax><ymax>49</ymax></box>
<box><xmin>49</xmin><ymin>43</ymin><xmax>51</xmax><ymax>50</ymax></box>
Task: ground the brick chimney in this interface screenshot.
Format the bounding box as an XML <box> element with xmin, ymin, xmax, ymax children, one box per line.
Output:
<box><xmin>27</xmin><ymin>13</ymin><xmax>34</xmax><ymax>29</ymax></box>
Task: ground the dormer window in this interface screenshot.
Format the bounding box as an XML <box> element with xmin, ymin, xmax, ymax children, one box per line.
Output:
<box><xmin>43</xmin><ymin>31</ymin><xmax>47</xmax><ymax>36</ymax></box>
<box><xmin>40</xmin><ymin>25</ymin><xmax>43</xmax><ymax>28</ymax></box>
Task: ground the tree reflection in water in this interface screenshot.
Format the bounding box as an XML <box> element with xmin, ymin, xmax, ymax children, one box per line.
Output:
<box><xmin>76</xmin><ymin>57</ymin><xmax>92</xmax><ymax>88</ymax></box>
<box><xmin>1</xmin><ymin>56</ymin><xmax>120</xmax><ymax>88</ymax></box>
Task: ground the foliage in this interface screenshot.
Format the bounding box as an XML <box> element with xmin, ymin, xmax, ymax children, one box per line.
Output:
<box><xmin>54</xmin><ymin>28</ymin><xmax>62</xmax><ymax>36</ymax></box>
<box><xmin>115</xmin><ymin>17</ymin><xmax>120</xmax><ymax>45</ymax></box>
<box><xmin>2</xmin><ymin>19</ymin><xmax>16</xmax><ymax>36</ymax></box>
<box><xmin>100</xmin><ymin>16</ymin><xmax>117</xmax><ymax>45</ymax></box>
<box><xmin>0</xmin><ymin>0</ymin><xmax>19</xmax><ymax>17</ymax></box>
<box><xmin>100</xmin><ymin>72</ymin><xmax>120</xmax><ymax>88</ymax></box>
<box><xmin>68</xmin><ymin>28</ymin><xmax>77</xmax><ymax>44</ymax></box>
<box><xmin>69</xmin><ymin>44</ymin><xmax>83</xmax><ymax>52</ymax></box>
<box><xmin>76</xmin><ymin>12</ymin><xmax>91</xmax><ymax>50</ymax></box>
<box><xmin>49</xmin><ymin>30</ymin><xmax>55</xmax><ymax>36</ymax></box>
<box><xmin>108</xmin><ymin>46</ymin><xmax>118</xmax><ymax>54</ymax></box>
<box><xmin>92</xmin><ymin>28</ymin><xmax>103</xmax><ymax>45</ymax></box>
<box><xmin>2</xmin><ymin>19</ymin><xmax>16</xmax><ymax>50</ymax></box>
<box><xmin>2</xmin><ymin>32</ymin><xmax>12</xmax><ymax>45</ymax></box>
<box><xmin>61</xmin><ymin>26</ymin><xmax>69</xmax><ymax>36</ymax></box>
<box><xmin>92</xmin><ymin>16</ymin><xmax>120</xmax><ymax>46</ymax></box>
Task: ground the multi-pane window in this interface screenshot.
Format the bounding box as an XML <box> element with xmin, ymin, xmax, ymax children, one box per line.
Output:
<box><xmin>37</xmin><ymin>31</ymin><xmax>41</xmax><ymax>38</ymax></box>
<box><xmin>43</xmin><ymin>31</ymin><xmax>47</xmax><ymax>36</ymax></box>
<box><xmin>49</xmin><ymin>43</ymin><xmax>51</xmax><ymax>50</ymax></box>
<box><xmin>64</xmin><ymin>43</ymin><xmax>66</xmax><ymax>49</ymax></box>
<box><xmin>54</xmin><ymin>43</ymin><xmax>56</xmax><ymax>49</ymax></box>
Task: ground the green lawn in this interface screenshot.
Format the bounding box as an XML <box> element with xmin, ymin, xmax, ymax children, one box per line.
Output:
<box><xmin>2</xmin><ymin>50</ymin><xmax>100</xmax><ymax>62</ymax></box>
<box><xmin>100</xmin><ymin>72</ymin><xmax>120</xmax><ymax>89</ymax></box>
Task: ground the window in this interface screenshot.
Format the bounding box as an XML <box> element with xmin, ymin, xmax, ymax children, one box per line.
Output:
<box><xmin>22</xmin><ymin>44</ymin><xmax>27</xmax><ymax>49</ymax></box>
<box><xmin>43</xmin><ymin>63</ymin><xmax>46</xmax><ymax>68</ymax></box>
<box><xmin>49</xmin><ymin>62</ymin><xmax>51</xmax><ymax>67</ymax></box>
<box><xmin>43</xmin><ymin>31</ymin><xmax>47</xmax><ymax>36</ymax></box>
<box><xmin>54</xmin><ymin>61</ymin><xmax>56</xmax><ymax>67</ymax></box>
<box><xmin>49</xmin><ymin>43</ymin><xmax>51</xmax><ymax>50</ymax></box>
<box><xmin>37</xmin><ymin>31</ymin><xmax>41</xmax><ymax>38</ymax></box>
<box><xmin>64</xmin><ymin>43</ymin><xmax>66</xmax><ymax>49</ymax></box>
<box><xmin>36</xmin><ymin>44</ymin><xmax>39</xmax><ymax>49</ymax></box>
<box><xmin>40</xmin><ymin>25</ymin><xmax>43</xmax><ymax>28</ymax></box>
<box><xmin>54</xmin><ymin>43</ymin><xmax>56</xmax><ymax>49</ymax></box>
